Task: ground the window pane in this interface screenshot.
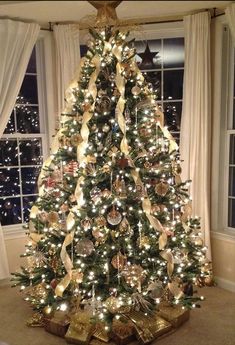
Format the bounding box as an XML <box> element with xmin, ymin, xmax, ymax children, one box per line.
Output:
<box><xmin>19</xmin><ymin>75</ymin><xmax>38</xmax><ymax>104</ymax></box>
<box><xmin>0</xmin><ymin>197</ymin><xmax>21</xmax><ymax>225</ymax></box>
<box><xmin>21</xmin><ymin>167</ymin><xmax>40</xmax><ymax>194</ymax></box>
<box><xmin>163</xmin><ymin>38</ymin><xmax>184</xmax><ymax>68</ymax></box>
<box><xmin>164</xmin><ymin>102</ymin><xmax>182</xmax><ymax>132</ymax></box>
<box><xmin>3</xmin><ymin>111</ymin><xmax>15</xmax><ymax>134</ymax></box>
<box><xmin>142</xmin><ymin>71</ymin><xmax>161</xmax><ymax>100</ymax></box>
<box><xmin>229</xmin><ymin>167</ymin><xmax>235</xmax><ymax>197</ymax></box>
<box><xmin>136</xmin><ymin>39</ymin><xmax>162</xmax><ymax>69</ymax></box>
<box><xmin>26</xmin><ymin>47</ymin><xmax>37</xmax><ymax>74</ymax></box>
<box><xmin>0</xmin><ymin>168</ymin><xmax>20</xmax><ymax>196</ymax></box>
<box><xmin>230</xmin><ymin>135</ymin><xmax>235</xmax><ymax>165</ymax></box>
<box><xmin>163</xmin><ymin>70</ymin><xmax>183</xmax><ymax>100</ymax></box>
<box><xmin>80</xmin><ymin>45</ymin><xmax>88</xmax><ymax>57</ymax></box>
<box><xmin>0</xmin><ymin>140</ymin><xmax>18</xmax><ymax>167</ymax></box>
<box><xmin>23</xmin><ymin>195</ymin><xmax>37</xmax><ymax>222</ymax></box>
<box><xmin>228</xmin><ymin>198</ymin><xmax>235</xmax><ymax>228</ymax></box>
<box><xmin>16</xmin><ymin>106</ymin><xmax>40</xmax><ymax>133</ymax></box>
<box><xmin>19</xmin><ymin>139</ymin><xmax>43</xmax><ymax>166</ymax></box>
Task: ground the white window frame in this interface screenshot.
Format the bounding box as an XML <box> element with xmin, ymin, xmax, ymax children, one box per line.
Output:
<box><xmin>210</xmin><ymin>15</ymin><xmax>235</xmax><ymax>241</ymax></box>
<box><xmin>2</xmin><ymin>30</ymin><xmax>56</xmax><ymax>240</ymax></box>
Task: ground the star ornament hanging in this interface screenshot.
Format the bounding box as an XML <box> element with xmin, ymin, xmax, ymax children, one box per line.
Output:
<box><xmin>138</xmin><ymin>43</ymin><xmax>159</xmax><ymax>70</ymax></box>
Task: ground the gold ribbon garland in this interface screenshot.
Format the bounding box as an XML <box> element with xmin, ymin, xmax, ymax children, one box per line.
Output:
<box><xmin>55</xmin><ymin>229</ymin><xmax>75</xmax><ymax>297</ymax></box>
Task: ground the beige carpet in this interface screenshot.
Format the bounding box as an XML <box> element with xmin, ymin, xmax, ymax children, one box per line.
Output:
<box><xmin>0</xmin><ymin>285</ymin><xmax>235</xmax><ymax>345</ymax></box>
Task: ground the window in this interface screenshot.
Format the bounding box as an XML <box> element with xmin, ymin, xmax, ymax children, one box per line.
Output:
<box><xmin>227</xmin><ymin>47</ymin><xmax>235</xmax><ymax>229</ymax></box>
<box><xmin>135</xmin><ymin>37</ymin><xmax>184</xmax><ymax>142</ymax></box>
<box><xmin>0</xmin><ymin>46</ymin><xmax>45</xmax><ymax>226</ymax></box>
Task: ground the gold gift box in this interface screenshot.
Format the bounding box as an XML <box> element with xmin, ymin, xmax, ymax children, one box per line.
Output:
<box><xmin>111</xmin><ymin>319</ymin><xmax>135</xmax><ymax>345</ymax></box>
<box><xmin>44</xmin><ymin>311</ymin><xmax>70</xmax><ymax>337</ymax></box>
<box><xmin>125</xmin><ymin>310</ymin><xmax>172</xmax><ymax>344</ymax></box>
<box><xmin>158</xmin><ymin>304</ymin><xmax>190</xmax><ymax>328</ymax></box>
<box><xmin>65</xmin><ymin>312</ymin><xmax>95</xmax><ymax>345</ymax></box>
<box><xmin>93</xmin><ymin>323</ymin><xmax>111</xmax><ymax>343</ymax></box>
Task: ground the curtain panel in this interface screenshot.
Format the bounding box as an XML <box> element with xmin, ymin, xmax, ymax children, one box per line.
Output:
<box><xmin>53</xmin><ymin>24</ymin><xmax>81</xmax><ymax>117</ymax></box>
<box><xmin>0</xmin><ymin>19</ymin><xmax>40</xmax><ymax>279</ymax></box>
<box><xmin>180</xmin><ymin>12</ymin><xmax>212</xmax><ymax>260</ymax></box>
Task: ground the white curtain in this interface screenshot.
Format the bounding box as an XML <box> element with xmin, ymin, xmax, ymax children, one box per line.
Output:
<box><xmin>0</xmin><ymin>19</ymin><xmax>40</xmax><ymax>279</ymax></box>
<box><xmin>225</xmin><ymin>4</ymin><xmax>235</xmax><ymax>41</ymax></box>
<box><xmin>180</xmin><ymin>12</ymin><xmax>212</xmax><ymax>260</ymax></box>
<box><xmin>53</xmin><ymin>24</ymin><xmax>81</xmax><ymax>116</ymax></box>
<box><xmin>0</xmin><ymin>19</ymin><xmax>40</xmax><ymax>137</ymax></box>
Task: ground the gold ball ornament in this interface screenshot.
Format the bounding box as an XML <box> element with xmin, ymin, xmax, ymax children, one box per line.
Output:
<box><xmin>105</xmin><ymin>296</ymin><xmax>121</xmax><ymax>314</ymax></box>
<box><xmin>92</xmin><ymin>228</ymin><xmax>107</xmax><ymax>243</ymax></box>
<box><xmin>43</xmin><ymin>305</ymin><xmax>54</xmax><ymax>318</ymax></box>
<box><xmin>107</xmin><ymin>208</ymin><xmax>122</xmax><ymax>226</ymax></box>
<box><xmin>76</xmin><ymin>239</ymin><xmax>94</xmax><ymax>256</ymax></box>
<box><xmin>111</xmin><ymin>252</ymin><xmax>127</xmax><ymax>270</ymax></box>
<box><xmin>95</xmin><ymin>215</ymin><xmax>107</xmax><ymax>227</ymax></box>
<box><xmin>155</xmin><ymin>181</ymin><xmax>169</xmax><ymax>196</ymax></box>
<box><xmin>123</xmin><ymin>264</ymin><xmax>146</xmax><ymax>287</ymax></box>
<box><xmin>131</xmin><ymin>85</ymin><xmax>141</xmax><ymax>96</ymax></box>
<box><xmin>39</xmin><ymin>211</ymin><xmax>48</xmax><ymax>223</ymax></box>
<box><xmin>47</xmin><ymin>211</ymin><xmax>59</xmax><ymax>224</ymax></box>
<box><xmin>70</xmin><ymin>134</ymin><xmax>83</xmax><ymax>146</ymax></box>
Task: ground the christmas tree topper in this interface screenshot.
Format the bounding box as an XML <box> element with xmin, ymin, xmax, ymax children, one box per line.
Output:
<box><xmin>88</xmin><ymin>1</ymin><xmax>122</xmax><ymax>25</ymax></box>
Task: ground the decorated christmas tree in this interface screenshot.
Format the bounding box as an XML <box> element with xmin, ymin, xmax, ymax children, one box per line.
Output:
<box><xmin>12</xmin><ymin>1</ymin><xmax>211</xmax><ymax>343</ymax></box>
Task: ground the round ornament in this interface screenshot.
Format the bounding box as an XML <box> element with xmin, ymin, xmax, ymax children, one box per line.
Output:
<box><xmin>95</xmin><ymin>215</ymin><xmax>107</xmax><ymax>227</ymax></box>
<box><xmin>92</xmin><ymin>228</ymin><xmax>107</xmax><ymax>243</ymax></box>
<box><xmin>39</xmin><ymin>211</ymin><xmax>48</xmax><ymax>223</ymax></box>
<box><xmin>117</xmin><ymin>158</ymin><xmax>129</xmax><ymax>168</ymax></box>
<box><xmin>151</xmin><ymin>204</ymin><xmax>161</xmax><ymax>214</ymax></box>
<box><xmin>60</xmin><ymin>203</ymin><xmax>69</xmax><ymax>212</ymax></box>
<box><xmin>43</xmin><ymin>305</ymin><xmax>53</xmax><ymax>317</ymax></box>
<box><xmin>76</xmin><ymin>239</ymin><xmax>94</xmax><ymax>256</ymax></box>
<box><xmin>155</xmin><ymin>181</ymin><xmax>169</xmax><ymax>196</ymax></box>
<box><xmin>111</xmin><ymin>252</ymin><xmax>127</xmax><ymax>270</ymax></box>
<box><xmin>71</xmin><ymin>134</ymin><xmax>83</xmax><ymax>146</ymax></box>
<box><xmin>131</xmin><ymin>85</ymin><xmax>141</xmax><ymax>96</ymax></box>
<box><xmin>47</xmin><ymin>211</ymin><xmax>59</xmax><ymax>224</ymax></box>
<box><xmin>147</xmin><ymin>281</ymin><xmax>164</xmax><ymax>299</ymax></box>
<box><xmin>107</xmin><ymin>208</ymin><xmax>122</xmax><ymax>226</ymax></box>
<box><xmin>50</xmin><ymin>279</ymin><xmax>58</xmax><ymax>290</ymax></box>
<box><xmin>105</xmin><ymin>296</ymin><xmax>120</xmax><ymax>314</ymax></box>
<box><xmin>123</xmin><ymin>264</ymin><xmax>145</xmax><ymax>287</ymax></box>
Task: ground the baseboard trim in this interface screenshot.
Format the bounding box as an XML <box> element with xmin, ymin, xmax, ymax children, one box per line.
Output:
<box><xmin>215</xmin><ymin>276</ymin><xmax>235</xmax><ymax>292</ymax></box>
<box><xmin>0</xmin><ymin>278</ymin><xmax>11</xmax><ymax>287</ymax></box>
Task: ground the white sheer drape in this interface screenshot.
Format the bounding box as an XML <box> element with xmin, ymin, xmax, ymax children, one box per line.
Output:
<box><xmin>225</xmin><ymin>4</ymin><xmax>235</xmax><ymax>41</ymax></box>
<box><xmin>0</xmin><ymin>19</ymin><xmax>40</xmax><ymax>279</ymax></box>
<box><xmin>53</xmin><ymin>24</ymin><xmax>81</xmax><ymax>116</ymax></box>
<box><xmin>0</xmin><ymin>19</ymin><xmax>40</xmax><ymax>137</ymax></box>
<box><xmin>180</xmin><ymin>12</ymin><xmax>212</xmax><ymax>260</ymax></box>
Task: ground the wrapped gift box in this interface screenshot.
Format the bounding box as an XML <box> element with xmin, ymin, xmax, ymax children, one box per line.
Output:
<box><xmin>44</xmin><ymin>310</ymin><xmax>70</xmax><ymax>337</ymax></box>
<box><xmin>158</xmin><ymin>304</ymin><xmax>190</xmax><ymax>328</ymax></box>
<box><xmin>65</xmin><ymin>311</ymin><xmax>95</xmax><ymax>345</ymax></box>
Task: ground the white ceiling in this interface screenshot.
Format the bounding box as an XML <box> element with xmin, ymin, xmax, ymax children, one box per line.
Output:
<box><xmin>0</xmin><ymin>1</ymin><xmax>231</xmax><ymax>27</ymax></box>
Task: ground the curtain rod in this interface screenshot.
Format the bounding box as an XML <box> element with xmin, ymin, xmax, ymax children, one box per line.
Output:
<box><xmin>40</xmin><ymin>8</ymin><xmax>225</xmax><ymax>32</ymax></box>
